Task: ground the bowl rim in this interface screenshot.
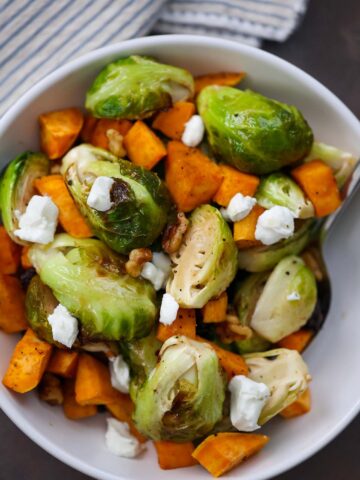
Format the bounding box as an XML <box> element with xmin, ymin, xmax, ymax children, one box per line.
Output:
<box><xmin>1</xmin><ymin>34</ymin><xmax>360</xmax><ymax>480</ymax></box>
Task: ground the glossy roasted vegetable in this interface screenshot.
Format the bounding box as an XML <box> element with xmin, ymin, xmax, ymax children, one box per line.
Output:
<box><xmin>166</xmin><ymin>205</ymin><xmax>238</xmax><ymax>308</ymax></box>
<box><xmin>61</xmin><ymin>144</ymin><xmax>171</xmax><ymax>254</ymax></box>
<box><xmin>197</xmin><ymin>87</ymin><xmax>313</xmax><ymax>175</ymax></box>
<box><xmin>133</xmin><ymin>336</ymin><xmax>226</xmax><ymax>441</ymax></box>
<box><xmin>86</xmin><ymin>56</ymin><xmax>194</xmax><ymax>120</ymax></box>
<box><xmin>305</xmin><ymin>141</ymin><xmax>356</xmax><ymax>188</ymax></box>
<box><xmin>28</xmin><ymin>234</ymin><xmax>157</xmax><ymax>341</ymax></box>
<box><xmin>235</xmin><ymin>256</ymin><xmax>317</xmax><ymax>343</ymax></box>
<box><xmin>0</xmin><ymin>152</ymin><xmax>50</xmax><ymax>244</ymax></box>
<box><xmin>26</xmin><ymin>275</ymin><xmax>62</xmax><ymax>346</ymax></box>
<box><xmin>256</xmin><ymin>173</ymin><xmax>314</xmax><ymax>218</ymax></box>
<box><xmin>234</xmin><ymin>335</ymin><xmax>271</xmax><ymax>355</ymax></box>
<box><xmin>245</xmin><ymin>348</ymin><xmax>311</xmax><ymax>424</ymax></box>
<box><xmin>237</xmin><ymin>220</ymin><xmax>313</xmax><ymax>272</ymax></box>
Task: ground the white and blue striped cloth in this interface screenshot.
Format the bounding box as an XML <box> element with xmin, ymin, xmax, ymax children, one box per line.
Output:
<box><xmin>0</xmin><ymin>0</ymin><xmax>307</xmax><ymax>118</ymax></box>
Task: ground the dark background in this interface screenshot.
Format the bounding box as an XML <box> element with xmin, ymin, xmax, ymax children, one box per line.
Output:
<box><xmin>1</xmin><ymin>0</ymin><xmax>359</xmax><ymax>478</ymax></box>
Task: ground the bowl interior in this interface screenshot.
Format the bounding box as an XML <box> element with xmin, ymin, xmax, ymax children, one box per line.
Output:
<box><xmin>1</xmin><ymin>35</ymin><xmax>360</xmax><ymax>480</ymax></box>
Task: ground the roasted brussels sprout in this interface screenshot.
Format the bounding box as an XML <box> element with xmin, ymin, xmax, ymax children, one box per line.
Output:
<box><xmin>25</xmin><ymin>275</ymin><xmax>62</xmax><ymax>346</ymax></box>
<box><xmin>305</xmin><ymin>141</ymin><xmax>356</xmax><ymax>188</ymax></box>
<box><xmin>61</xmin><ymin>145</ymin><xmax>171</xmax><ymax>254</ymax></box>
<box><xmin>256</xmin><ymin>173</ymin><xmax>314</xmax><ymax>218</ymax></box>
<box><xmin>245</xmin><ymin>348</ymin><xmax>311</xmax><ymax>424</ymax></box>
<box><xmin>234</xmin><ymin>335</ymin><xmax>271</xmax><ymax>355</ymax></box>
<box><xmin>86</xmin><ymin>55</ymin><xmax>194</xmax><ymax>119</ymax></box>
<box><xmin>197</xmin><ymin>87</ymin><xmax>313</xmax><ymax>175</ymax></box>
<box><xmin>166</xmin><ymin>205</ymin><xmax>238</xmax><ymax>308</ymax></box>
<box><xmin>133</xmin><ymin>336</ymin><xmax>226</xmax><ymax>441</ymax></box>
<box><xmin>29</xmin><ymin>234</ymin><xmax>157</xmax><ymax>341</ymax></box>
<box><xmin>0</xmin><ymin>152</ymin><xmax>50</xmax><ymax>244</ymax></box>
<box><xmin>237</xmin><ymin>220</ymin><xmax>313</xmax><ymax>273</ymax></box>
<box><xmin>236</xmin><ymin>255</ymin><xmax>317</xmax><ymax>343</ymax></box>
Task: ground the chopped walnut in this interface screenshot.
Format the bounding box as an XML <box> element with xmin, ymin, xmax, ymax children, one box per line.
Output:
<box><xmin>50</xmin><ymin>162</ymin><xmax>62</xmax><ymax>174</ymax></box>
<box><xmin>125</xmin><ymin>248</ymin><xmax>152</xmax><ymax>277</ymax></box>
<box><xmin>162</xmin><ymin>212</ymin><xmax>189</xmax><ymax>254</ymax></box>
<box><xmin>106</xmin><ymin>129</ymin><xmax>126</xmax><ymax>157</ymax></box>
<box><xmin>216</xmin><ymin>314</ymin><xmax>253</xmax><ymax>344</ymax></box>
<box><xmin>38</xmin><ymin>373</ymin><xmax>64</xmax><ymax>406</ymax></box>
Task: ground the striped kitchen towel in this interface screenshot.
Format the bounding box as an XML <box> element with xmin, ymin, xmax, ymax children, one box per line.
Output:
<box><xmin>0</xmin><ymin>0</ymin><xmax>307</xmax><ymax>118</ymax></box>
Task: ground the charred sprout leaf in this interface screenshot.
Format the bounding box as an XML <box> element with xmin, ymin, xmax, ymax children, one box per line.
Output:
<box><xmin>62</xmin><ymin>145</ymin><xmax>171</xmax><ymax>254</ymax></box>
<box><xmin>250</xmin><ymin>256</ymin><xmax>317</xmax><ymax>342</ymax></box>
<box><xmin>234</xmin><ymin>335</ymin><xmax>271</xmax><ymax>355</ymax></box>
<box><xmin>238</xmin><ymin>220</ymin><xmax>313</xmax><ymax>273</ymax></box>
<box><xmin>245</xmin><ymin>348</ymin><xmax>311</xmax><ymax>424</ymax></box>
<box><xmin>133</xmin><ymin>336</ymin><xmax>226</xmax><ymax>441</ymax></box>
<box><xmin>256</xmin><ymin>173</ymin><xmax>314</xmax><ymax>218</ymax></box>
<box><xmin>29</xmin><ymin>234</ymin><xmax>157</xmax><ymax>341</ymax></box>
<box><xmin>25</xmin><ymin>275</ymin><xmax>62</xmax><ymax>346</ymax></box>
<box><xmin>305</xmin><ymin>141</ymin><xmax>356</xmax><ymax>188</ymax></box>
<box><xmin>197</xmin><ymin>87</ymin><xmax>313</xmax><ymax>175</ymax></box>
<box><xmin>85</xmin><ymin>56</ymin><xmax>194</xmax><ymax>119</ymax></box>
<box><xmin>166</xmin><ymin>204</ymin><xmax>238</xmax><ymax>308</ymax></box>
<box><xmin>0</xmin><ymin>152</ymin><xmax>50</xmax><ymax>244</ymax></box>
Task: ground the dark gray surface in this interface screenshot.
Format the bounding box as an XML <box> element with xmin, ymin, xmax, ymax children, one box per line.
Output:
<box><xmin>1</xmin><ymin>0</ymin><xmax>359</xmax><ymax>479</ymax></box>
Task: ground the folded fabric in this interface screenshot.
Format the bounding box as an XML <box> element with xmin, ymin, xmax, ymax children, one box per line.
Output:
<box><xmin>0</xmin><ymin>0</ymin><xmax>307</xmax><ymax>118</ymax></box>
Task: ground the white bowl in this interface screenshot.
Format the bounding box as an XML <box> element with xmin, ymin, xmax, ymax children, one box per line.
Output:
<box><xmin>1</xmin><ymin>35</ymin><xmax>360</xmax><ymax>480</ymax></box>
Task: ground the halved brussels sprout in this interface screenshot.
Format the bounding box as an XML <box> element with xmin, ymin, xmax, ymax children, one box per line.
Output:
<box><xmin>25</xmin><ymin>275</ymin><xmax>62</xmax><ymax>346</ymax></box>
<box><xmin>249</xmin><ymin>256</ymin><xmax>317</xmax><ymax>342</ymax></box>
<box><xmin>85</xmin><ymin>56</ymin><xmax>194</xmax><ymax>119</ymax></box>
<box><xmin>29</xmin><ymin>234</ymin><xmax>157</xmax><ymax>341</ymax></box>
<box><xmin>305</xmin><ymin>141</ymin><xmax>356</xmax><ymax>188</ymax></box>
<box><xmin>237</xmin><ymin>220</ymin><xmax>313</xmax><ymax>272</ymax></box>
<box><xmin>61</xmin><ymin>145</ymin><xmax>171</xmax><ymax>254</ymax></box>
<box><xmin>0</xmin><ymin>152</ymin><xmax>50</xmax><ymax>244</ymax></box>
<box><xmin>197</xmin><ymin>87</ymin><xmax>313</xmax><ymax>175</ymax></box>
<box><xmin>245</xmin><ymin>348</ymin><xmax>311</xmax><ymax>424</ymax></box>
<box><xmin>133</xmin><ymin>336</ymin><xmax>226</xmax><ymax>441</ymax></box>
<box><xmin>256</xmin><ymin>173</ymin><xmax>314</xmax><ymax>218</ymax></box>
<box><xmin>166</xmin><ymin>205</ymin><xmax>238</xmax><ymax>308</ymax></box>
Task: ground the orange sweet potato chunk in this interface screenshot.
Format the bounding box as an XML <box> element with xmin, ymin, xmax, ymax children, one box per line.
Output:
<box><xmin>154</xmin><ymin>441</ymin><xmax>197</xmax><ymax>469</ymax></box>
<box><xmin>0</xmin><ymin>227</ymin><xmax>21</xmax><ymax>274</ymax></box>
<box><xmin>277</xmin><ymin>329</ymin><xmax>314</xmax><ymax>352</ymax></box>
<box><xmin>280</xmin><ymin>388</ymin><xmax>311</xmax><ymax>418</ymax></box>
<box><xmin>0</xmin><ymin>273</ymin><xmax>28</xmax><ymax>333</ymax></box>
<box><xmin>123</xmin><ymin>120</ymin><xmax>167</xmax><ymax>169</ymax></box>
<box><xmin>2</xmin><ymin>329</ymin><xmax>52</xmax><ymax>393</ymax></box>
<box><xmin>195</xmin><ymin>72</ymin><xmax>246</xmax><ymax>95</ymax></box>
<box><xmin>63</xmin><ymin>379</ymin><xmax>98</xmax><ymax>420</ymax></box>
<box><xmin>192</xmin><ymin>432</ymin><xmax>269</xmax><ymax>477</ymax></box>
<box><xmin>47</xmin><ymin>349</ymin><xmax>79</xmax><ymax>378</ymax></box>
<box><xmin>233</xmin><ymin>205</ymin><xmax>265</xmax><ymax>249</ymax></box>
<box><xmin>291</xmin><ymin>160</ymin><xmax>341</xmax><ymax>217</ymax></box>
<box><xmin>90</xmin><ymin>118</ymin><xmax>132</xmax><ymax>151</ymax></box>
<box><xmin>202</xmin><ymin>292</ymin><xmax>228</xmax><ymax>324</ymax></box>
<box><xmin>107</xmin><ymin>395</ymin><xmax>147</xmax><ymax>443</ymax></box>
<box><xmin>81</xmin><ymin>115</ymin><xmax>98</xmax><ymax>143</ymax></box>
<box><xmin>157</xmin><ymin>308</ymin><xmax>196</xmax><ymax>342</ymax></box>
<box><xmin>152</xmin><ymin>102</ymin><xmax>196</xmax><ymax>140</ymax></box>
<box><xmin>165</xmin><ymin>141</ymin><xmax>223</xmax><ymax>212</ymax></box>
<box><xmin>39</xmin><ymin>108</ymin><xmax>84</xmax><ymax>159</ymax></box>
<box><xmin>213</xmin><ymin>165</ymin><xmax>260</xmax><ymax>207</ymax></box>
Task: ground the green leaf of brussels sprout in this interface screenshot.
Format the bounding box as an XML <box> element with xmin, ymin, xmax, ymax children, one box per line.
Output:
<box><xmin>133</xmin><ymin>335</ymin><xmax>226</xmax><ymax>441</ymax></box>
<box><xmin>245</xmin><ymin>348</ymin><xmax>311</xmax><ymax>424</ymax></box>
<box><xmin>28</xmin><ymin>234</ymin><xmax>157</xmax><ymax>341</ymax></box>
<box><xmin>250</xmin><ymin>255</ymin><xmax>317</xmax><ymax>342</ymax></box>
<box><xmin>304</xmin><ymin>141</ymin><xmax>356</xmax><ymax>188</ymax></box>
<box><xmin>237</xmin><ymin>220</ymin><xmax>313</xmax><ymax>273</ymax></box>
<box><xmin>256</xmin><ymin>173</ymin><xmax>314</xmax><ymax>218</ymax></box>
<box><xmin>166</xmin><ymin>204</ymin><xmax>238</xmax><ymax>308</ymax></box>
<box><xmin>0</xmin><ymin>152</ymin><xmax>50</xmax><ymax>244</ymax></box>
<box><xmin>234</xmin><ymin>335</ymin><xmax>271</xmax><ymax>355</ymax></box>
<box><xmin>85</xmin><ymin>55</ymin><xmax>195</xmax><ymax>119</ymax></box>
<box><xmin>197</xmin><ymin>87</ymin><xmax>314</xmax><ymax>175</ymax></box>
<box><xmin>62</xmin><ymin>145</ymin><xmax>172</xmax><ymax>254</ymax></box>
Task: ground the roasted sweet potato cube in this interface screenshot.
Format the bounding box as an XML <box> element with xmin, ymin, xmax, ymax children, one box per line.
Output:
<box><xmin>157</xmin><ymin>308</ymin><xmax>196</xmax><ymax>342</ymax></box>
<box><xmin>47</xmin><ymin>349</ymin><xmax>79</xmax><ymax>378</ymax></box>
<box><xmin>63</xmin><ymin>379</ymin><xmax>97</xmax><ymax>420</ymax></box>
<box><xmin>152</xmin><ymin>102</ymin><xmax>196</xmax><ymax>140</ymax></box>
<box><xmin>202</xmin><ymin>292</ymin><xmax>228</xmax><ymax>323</ymax></box>
<box><xmin>0</xmin><ymin>227</ymin><xmax>20</xmax><ymax>274</ymax></box>
<box><xmin>194</xmin><ymin>72</ymin><xmax>245</xmax><ymax>95</ymax></box>
<box><xmin>0</xmin><ymin>273</ymin><xmax>28</xmax><ymax>333</ymax></box>
<box><xmin>213</xmin><ymin>165</ymin><xmax>259</xmax><ymax>207</ymax></box>
<box><xmin>154</xmin><ymin>440</ymin><xmax>197</xmax><ymax>469</ymax></box>
<box><xmin>280</xmin><ymin>388</ymin><xmax>311</xmax><ymax>418</ymax></box>
<box><xmin>123</xmin><ymin>120</ymin><xmax>166</xmax><ymax>169</ymax></box>
<box><xmin>233</xmin><ymin>205</ymin><xmax>265</xmax><ymax>249</ymax></box>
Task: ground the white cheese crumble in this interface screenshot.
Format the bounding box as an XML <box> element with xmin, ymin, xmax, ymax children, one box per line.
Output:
<box><xmin>255</xmin><ymin>206</ymin><xmax>295</xmax><ymax>245</ymax></box>
<box><xmin>159</xmin><ymin>293</ymin><xmax>179</xmax><ymax>325</ymax></box>
<box><xmin>47</xmin><ymin>304</ymin><xmax>78</xmax><ymax>348</ymax></box>
<box><xmin>287</xmin><ymin>291</ymin><xmax>301</xmax><ymax>301</ymax></box>
<box><xmin>181</xmin><ymin>115</ymin><xmax>205</xmax><ymax>147</ymax></box>
<box><xmin>220</xmin><ymin>193</ymin><xmax>257</xmax><ymax>222</ymax></box>
<box><xmin>229</xmin><ymin>375</ymin><xmax>270</xmax><ymax>432</ymax></box>
<box><xmin>109</xmin><ymin>354</ymin><xmax>130</xmax><ymax>393</ymax></box>
<box><xmin>14</xmin><ymin>195</ymin><xmax>59</xmax><ymax>244</ymax></box>
<box><xmin>87</xmin><ymin>176</ymin><xmax>115</xmax><ymax>212</ymax></box>
<box><xmin>141</xmin><ymin>252</ymin><xmax>171</xmax><ymax>291</ymax></box>
<box><xmin>105</xmin><ymin>419</ymin><xmax>145</xmax><ymax>458</ymax></box>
